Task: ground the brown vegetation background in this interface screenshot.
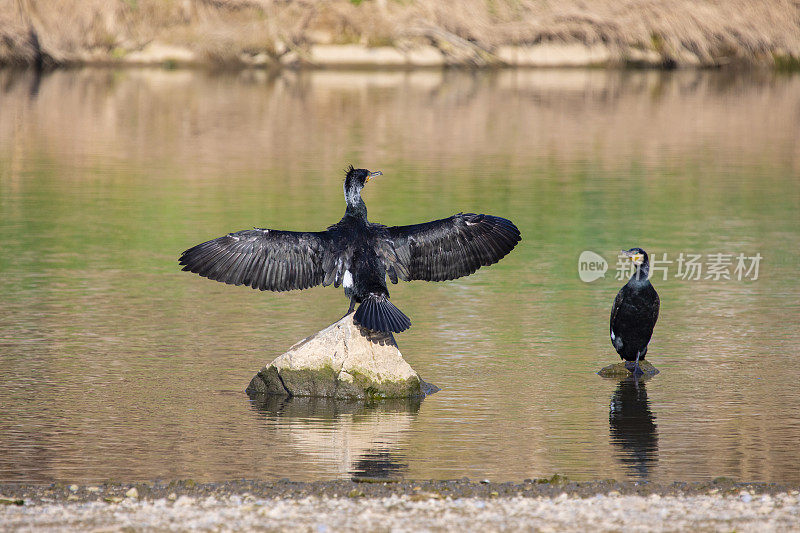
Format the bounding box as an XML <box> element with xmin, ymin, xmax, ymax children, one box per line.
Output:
<box><xmin>1</xmin><ymin>0</ymin><xmax>799</xmax><ymax>67</ymax></box>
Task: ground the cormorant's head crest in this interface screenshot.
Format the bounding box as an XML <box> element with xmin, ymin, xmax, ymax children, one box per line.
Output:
<box><xmin>343</xmin><ymin>165</ymin><xmax>382</xmax><ymax>206</ymax></box>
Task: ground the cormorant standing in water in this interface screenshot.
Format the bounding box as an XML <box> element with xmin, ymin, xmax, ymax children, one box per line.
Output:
<box><xmin>610</xmin><ymin>248</ymin><xmax>660</xmax><ymax>374</ymax></box>
<box><xmin>179</xmin><ymin>166</ymin><xmax>521</xmax><ymax>334</ymax></box>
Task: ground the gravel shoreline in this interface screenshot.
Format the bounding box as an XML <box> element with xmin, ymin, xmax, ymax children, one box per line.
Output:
<box><xmin>3</xmin><ymin>479</ymin><xmax>800</xmax><ymax>531</ymax></box>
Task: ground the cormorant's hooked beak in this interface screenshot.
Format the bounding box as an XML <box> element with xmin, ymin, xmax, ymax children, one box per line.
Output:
<box><xmin>366</xmin><ymin>170</ymin><xmax>382</xmax><ymax>182</ymax></box>
<box><xmin>621</xmin><ymin>249</ymin><xmax>644</xmax><ymax>265</ymax></box>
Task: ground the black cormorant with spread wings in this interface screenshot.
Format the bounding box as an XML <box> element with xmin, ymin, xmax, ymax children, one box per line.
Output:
<box><xmin>610</xmin><ymin>248</ymin><xmax>660</xmax><ymax>374</ymax></box>
<box><xmin>179</xmin><ymin>166</ymin><xmax>521</xmax><ymax>334</ymax></box>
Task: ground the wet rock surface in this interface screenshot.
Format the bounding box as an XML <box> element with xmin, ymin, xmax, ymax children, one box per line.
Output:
<box><xmin>2</xmin><ymin>479</ymin><xmax>799</xmax><ymax>531</ymax></box>
<box><xmin>598</xmin><ymin>360</ymin><xmax>659</xmax><ymax>378</ymax></box>
<box><xmin>247</xmin><ymin>313</ymin><xmax>434</xmax><ymax>400</ymax></box>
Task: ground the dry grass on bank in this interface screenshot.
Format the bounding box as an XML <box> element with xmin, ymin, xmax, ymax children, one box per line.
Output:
<box><xmin>1</xmin><ymin>0</ymin><xmax>799</xmax><ymax>67</ymax></box>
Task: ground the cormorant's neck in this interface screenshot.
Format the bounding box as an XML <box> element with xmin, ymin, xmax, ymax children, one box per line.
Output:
<box><xmin>344</xmin><ymin>182</ymin><xmax>368</xmax><ymax>220</ymax></box>
<box><xmin>345</xmin><ymin>198</ymin><xmax>367</xmax><ymax>219</ymax></box>
<box><xmin>344</xmin><ymin>185</ymin><xmax>368</xmax><ymax>220</ymax></box>
<box><xmin>627</xmin><ymin>262</ymin><xmax>650</xmax><ymax>288</ymax></box>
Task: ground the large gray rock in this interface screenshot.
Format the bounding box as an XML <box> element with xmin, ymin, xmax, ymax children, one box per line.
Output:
<box><xmin>247</xmin><ymin>313</ymin><xmax>433</xmax><ymax>400</ymax></box>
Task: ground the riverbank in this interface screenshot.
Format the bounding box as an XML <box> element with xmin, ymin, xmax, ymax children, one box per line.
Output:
<box><xmin>2</xmin><ymin>1</ymin><xmax>799</xmax><ymax>69</ymax></box>
<box><xmin>2</xmin><ymin>479</ymin><xmax>799</xmax><ymax>531</ymax></box>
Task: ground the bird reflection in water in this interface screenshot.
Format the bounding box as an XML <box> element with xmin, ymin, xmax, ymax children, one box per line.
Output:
<box><xmin>351</xmin><ymin>449</ymin><xmax>406</xmax><ymax>480</ymax></box>
<box><xmin>609</xmin><ymin>376</ymin><xmax>659</xmax><ymax>479</ymax></box>
<box><xmin>248</xmin><ymin>393</ymin><xmax>418</xmax><ymax>481</ymax></box>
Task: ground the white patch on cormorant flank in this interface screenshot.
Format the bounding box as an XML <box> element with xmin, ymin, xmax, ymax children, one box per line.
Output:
<box><xmin>343</xmin><ymin>270</ymin><xmax>353</xmax><ymax>288</ymax></box>
<box><xmin>611</xmin><ymin>330</ymin><xmax>622</xmax><ymax>349</ymax></box>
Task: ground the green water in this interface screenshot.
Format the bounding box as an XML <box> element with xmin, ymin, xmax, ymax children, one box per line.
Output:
<box><xmin>0</xmin><ymin>68</ymin><xmax>798</xmax><ymax>483</ymax></box>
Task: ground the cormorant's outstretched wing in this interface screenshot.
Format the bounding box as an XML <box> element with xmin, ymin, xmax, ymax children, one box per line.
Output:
<box><xmin>378</xmin><ymin>213</ymin><xmax>520</xmax><ymax>282</ymax></box>
<box><xmin>179</xmin><ymin>228</ymin><xmax>333</xmax><ymax>292</ymax></box>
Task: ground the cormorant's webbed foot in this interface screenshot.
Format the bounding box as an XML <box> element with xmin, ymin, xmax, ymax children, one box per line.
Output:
<box><xmin>344</xmin><ymin>297</ymin><xmax>356</xmax><ymax>317</ymax></box>
<box><xmin>625</xmin><ymin>360</ymin><xmax>645</xmax><ymax>375</ymax></box>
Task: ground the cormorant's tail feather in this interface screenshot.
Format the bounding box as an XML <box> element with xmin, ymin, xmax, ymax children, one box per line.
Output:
<box><xmin>354</xmin><ymin>295</ymin><xmax>411</xmax><ymax>334</ymax></box>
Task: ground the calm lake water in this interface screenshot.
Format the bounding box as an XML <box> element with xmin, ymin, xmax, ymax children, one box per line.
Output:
<box><xmin>0</xmin><ymin>67</ymin><xmax>798</xmax><ymax>484</ymax></box>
